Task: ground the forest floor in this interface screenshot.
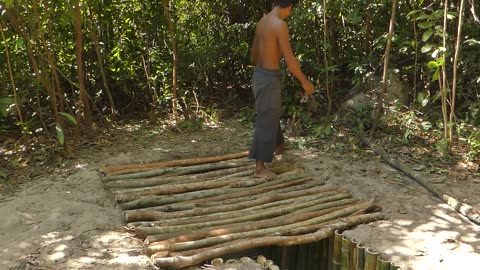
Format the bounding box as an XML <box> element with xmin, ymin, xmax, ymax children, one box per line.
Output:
<box><xmin>0</xmin><ymin>119</ymin><xmax>479</xmax><ymax>270</ymax></box>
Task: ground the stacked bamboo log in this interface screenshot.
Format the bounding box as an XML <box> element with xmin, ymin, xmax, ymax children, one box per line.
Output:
<box><xmin>333</xmin><ymin>230</ymin><xmax>400</xmax><ymax>270</ymax></box>
<box><xmin>102</xmin><ymin>151</ymin><xmax>384</xmax><ymax>269</ymax></box>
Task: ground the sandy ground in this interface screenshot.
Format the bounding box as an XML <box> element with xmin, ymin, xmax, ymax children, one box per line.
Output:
<box><xmin>1</xmin><ymin>120</ymin><xmax>479</xmax><ymax>269</ymax></box>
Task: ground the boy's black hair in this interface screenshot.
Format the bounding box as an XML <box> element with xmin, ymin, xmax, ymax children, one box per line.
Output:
<box><xmin>273</xmin><ymin>0</ymin><xmax>299</xmax><ymax>8</ymax></box>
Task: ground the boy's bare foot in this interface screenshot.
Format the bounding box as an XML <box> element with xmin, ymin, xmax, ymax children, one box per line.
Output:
<box><xmin>254</xmin><ymin>168</ymin><xmax>277</xmax><ymax>180</ymax></box>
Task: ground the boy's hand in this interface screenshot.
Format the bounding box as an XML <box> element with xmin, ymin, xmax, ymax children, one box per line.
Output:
<box><xmin>302</xmin><ymin>80</ymin><xmax>315</xmax><ymax>96</ymax></box>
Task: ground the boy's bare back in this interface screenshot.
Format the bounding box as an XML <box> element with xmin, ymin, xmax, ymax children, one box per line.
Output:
<box><xmin>251</xmin><ymin>14</ymin><xmax>287</xmax><ymax>70</ymax></box>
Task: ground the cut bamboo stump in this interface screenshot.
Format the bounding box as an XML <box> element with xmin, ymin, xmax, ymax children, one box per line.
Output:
<box><xmin>355</xmin><ymin>242</ymin><xmax>366</xmax><ymax>270</ymax></box>
<box><xmin>364</xmin><ymin>248</ymin><xmax>379</xmax><ymax>270</ymax></box>
<box><xmin>363</xmin><ymin>137</ymin><xmax>480</xmax><ymax>225</ymax></box>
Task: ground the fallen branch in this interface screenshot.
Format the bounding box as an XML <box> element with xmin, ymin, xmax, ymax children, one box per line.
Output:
<box><xmin>152</xmin><ymin>212</ymin><xmax>383</xmax><ymax>269</ymax></box>
<box><xmin>362</xmin><ymin>137</ymin><xmax>480</xmax><ymax>225</ymax></box>
<box><xmin>102</xmin><ymin>151</ymin><xmax>249</xmax><ymax>176</ymax></box>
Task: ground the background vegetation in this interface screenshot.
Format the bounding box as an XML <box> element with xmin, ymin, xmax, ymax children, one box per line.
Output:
<box><xmin>1</xmin><ymin>0</ymin><xmax>479</xmax><ymax>170</ymax></box>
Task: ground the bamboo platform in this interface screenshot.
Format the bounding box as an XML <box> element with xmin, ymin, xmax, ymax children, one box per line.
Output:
<box><xmin>101</xmin><ymin>151</ymin><xmax>384</xmax><ymax>269</ymax></box>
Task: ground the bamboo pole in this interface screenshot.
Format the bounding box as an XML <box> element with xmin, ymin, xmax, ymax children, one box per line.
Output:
<box><xmin>136</xmin><ymin>196</ymin><xmax>358</xmax><ymax>238</ymax></box>
<box><xmin>143</xmin><ymin>198</ymin><xmax>380</xmax><ymax>246</ymax></box>
<box><xmin>333</xmin><ymin>230</ymin><xmax>343</xmax><ymax>270</ymax></box>
<box><xmin>125</xmin><ymin>185</ymin><xmax>339</xmax><ymax>223</ymax></box>
<box><xmin>144</xmin><ymin>201</ymin><xmax>364</xmax><ymax>253</ymax></box>
<box><xmin>152</xmin><ymin>213</ymin><xmax>383</xmax><ymax>269</ymax></box>
<box><xmin>123</xmin><ymin>177</ymin><xmax>324</xmax><ymax>214</ymax></box>
<box><xmin>165</xmin><ymin>213</ymin><xmax>383</xmax><ymax>259</ymax></box>
<box><xmin>115</xmin><ymin>162</ymin><xmax>295</xmax><ymax>192</ymax></box>
<box><xmin>146</xmin><ymin>201</ymin><xmax>373</xmax><ymax>254</ymax></box>
<box><xmin>389</xmin><ymin>262</ymin><xmax>400</xmax><ymax>270</ymax></box>
<box><xmin>355</xmin><ymin>242</ymin><xmax>366</xmax><ymax>270</ymax></box>
<box><xmin>376</xmin><ymin>256</ymin><xmax>391</xmax><ymax>270</ymax></box>
<box><xmin>136</xmin><ymin>193</ymin><xmax>353</xmax><ymax>229</ymax></box>
<box><xmin>104</xmin><ymin>159</ymin><xmax>252</xmax><ymax>181</ymax></box>
<box><xmin>102</xmin><ymin>151</ymin><xmax>249</xmax><ymax>176</ymax></box>
<box><xmin>107</xmin><ymin>164</ymin><xmax>254</xmax><ymax>189</ymax></box>
<box><xmin>118</xmin><ymin>174</ymin><xmax>310</xmax><ymax>209</ymax></box>
<box><xmin>349</xmin><ymin>238</ymin><xmax>358</xmax><ymax>270</ymax></box>
<box><xmin>114</xmin><ymin>173</ymin><xmax>245</xmax><ymax>202</ymax></box>
<box><xmin>363</xmin><ymin>137</ymin><xmax>480</xmax><ymax>225</ymax></box>
<box><xmin>364</xmin><ymin>248</ymin><xmax>379</xmax><ymax>270</ymax></box>
<box><xmin>341</xmin><ymin>235</ymin><xmax>351</xmax><ymax>270</ymax></box>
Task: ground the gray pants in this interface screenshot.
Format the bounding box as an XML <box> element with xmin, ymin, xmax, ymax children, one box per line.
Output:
<box><xmin>248</xmin><ymin>67</ymin><xmax>285</xmax><ymax>163</ymax></box>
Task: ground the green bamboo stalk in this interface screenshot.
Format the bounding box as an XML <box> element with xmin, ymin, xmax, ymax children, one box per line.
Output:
<box><xmin>389</xmin><ymin>262</ymin><xmax>400</xmax><ymax>270</ymax></box>
<box><xmin>349</xmin><ymin>238</ymin><xmax>358</xmax><ymax>270</ymax></box>
<box><xmin>341</xmin><ymin>235</ymin><xmax>351</xmax><ymax>270</ymax></box>
<box><xmin>364</xmin><ymin>248</ymin><xmax>379</xmax><ymax>270</ymax></box>
<box><xmin>333</xmin><ymin>230</ymin><xmax>342</xmax><ymax>270</ymax></box>
<box><xmin>355</xmin><ymin>242</ymin><xmax>365</xmax><ymax>270</ymax></box>
<box><xmin>376</xmin><ymin>256</ymin><xmax>390</xmax><ymax>270</ymax></box>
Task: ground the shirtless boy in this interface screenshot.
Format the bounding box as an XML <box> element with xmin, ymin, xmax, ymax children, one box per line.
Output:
<box><xmin>249</xmin><ymin>0</ymin><xmax>315</xmax><ymax>180</ymax></box>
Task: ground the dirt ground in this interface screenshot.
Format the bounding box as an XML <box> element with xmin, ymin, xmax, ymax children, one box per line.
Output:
<box><xmin>1</xmin><ymin>119</ymin><xmax>479</xmax><ymax>270</ymax></box>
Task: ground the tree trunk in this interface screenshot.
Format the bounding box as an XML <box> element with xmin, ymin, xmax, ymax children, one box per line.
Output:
<box><xmin>0</xmin><ymin>22</ymin><xmax>23</xmax><ymax>125</ymax></box>
<box><xmin>323</xmin><ymin>0</ymin><xmax>333</xmax><ymax>116</ymax></box>
<box><xmin>5</xmin><ymin>7</ymin><xmax>59</xmax><ymax>121</ymax></box>
<box><xmin>89</xmin><ymin>5</ymin><xmax>115</xmax><ymax>116</ymax></box>
<box><xmin>371</xmin><ymin>0</ymin><xmax>398</xmax><ymax>135</ymax></box>
<box><xmin>441</xmin><ymin>0</ymin><xmax>449</xmax><ymax>140</ymax></box>
<box><xmin>449</xmin><ymin>0</ymin><xmax>466</xmax><ymax>145</ymax></box>
<box><xmin>161</xmin><ymin>0</ymin><xmax>178</xmax><ymax>118</ymax></box>
<box><xmin>73</xmin><ymin>0</ymin><xmax>92</xmax><ymax>125</ymax></box>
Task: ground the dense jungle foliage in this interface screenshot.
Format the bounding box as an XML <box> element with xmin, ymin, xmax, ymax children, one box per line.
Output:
<box><xmin>0</xmin><ymin>0</ymin><xmax>479</xmax><ymax>166</ymax></box>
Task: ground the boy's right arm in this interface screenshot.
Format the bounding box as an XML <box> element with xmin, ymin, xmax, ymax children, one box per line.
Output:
<box><xmin>277</xmin><ymin>22</ymin><xmax>314</xmax><ymax>95</ymax></box>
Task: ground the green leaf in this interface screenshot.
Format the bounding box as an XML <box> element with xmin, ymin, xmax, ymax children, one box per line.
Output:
<box><xmin>421</xmin><ymin>44</ymin><xmax>433</xmax><ymax>53</ymax></box>
<box><xmin>0</xmin><ymin>97</ymin><xmax>15</xmax><ymax>105</ymax></box>
<box><xmin>427</xmin><ymin>61</ymin><xmax>439</xmax><ymax>69</ymax></box>
<box><xmin>422</xmin><ymin>29</ymin><xmax>434</xmax><ymax>42</ymax></box>
<box><xmin>418</xmin><ymin>21</ymin><xmax>433</xmax><ymax>29</ymax></box>
<box><xmin>56</xmin><ymin>123</ymin><xmax>65</xmax><ymax>145</ymax></box>
<box><xmin>0</xmin><ymin>170</ymin><xmax>6</xmax><ymax>179</ymax></box>
<box><xmin>432</xmin><ymin>68</ymin><xmax>440</xmax><ymax>81</ymax></box>
<box><xmin>0</xmin><ymin>97</ymin><xmax>15</xmax><ymax>117</ymax></box>
<box><xmin>4</xmin><ymin>0</ymin><xmax>14</xmax><ymax>8</ymax></box>
<box><xmin>58</xmin><ymin>112</ymin><xmax>77</xmax><ymax>125</ymax></box>
<box><xmin>416</xmin><ymin>14</ymin><xmax>430</xmax><ymax>21</ymax></box>
<box><xmin>465</xmin><ymin>39</ymin><xmax>480</xmax><ymax>46</ymax></box>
